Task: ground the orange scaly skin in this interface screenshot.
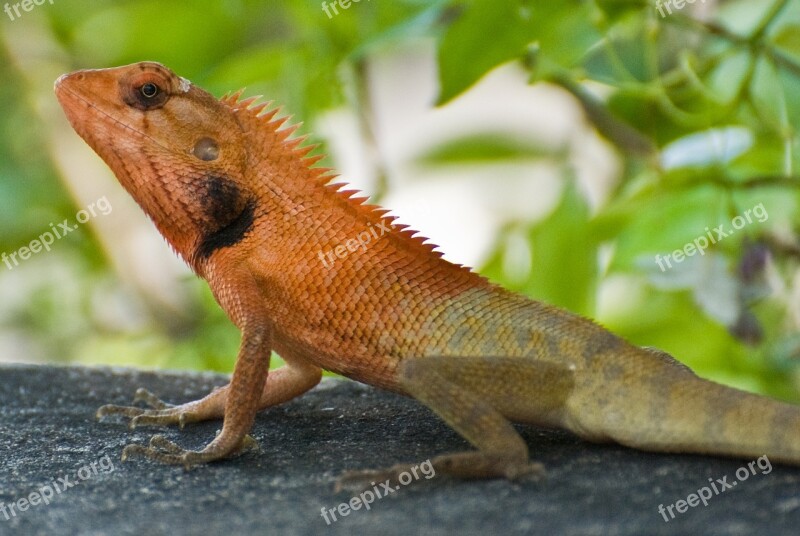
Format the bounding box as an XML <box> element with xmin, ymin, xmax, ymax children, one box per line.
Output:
<box><xmin>55</xmin><ymin>62</ymin><xmax>800</xmax><ymax>482</ymax></box>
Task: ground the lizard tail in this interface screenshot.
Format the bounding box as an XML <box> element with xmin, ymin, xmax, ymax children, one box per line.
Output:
<box><xmin>611</xmin><ymin>370</ymin><xmax>800</xmax><ymax>465</ymax></box>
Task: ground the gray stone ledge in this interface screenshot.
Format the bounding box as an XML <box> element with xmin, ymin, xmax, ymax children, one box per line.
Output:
<box><xmin>0</xmin><ymin>364</ymin><xmax>798</xmax><ymax>535</ymax></box>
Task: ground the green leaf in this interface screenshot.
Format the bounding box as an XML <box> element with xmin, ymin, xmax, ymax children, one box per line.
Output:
<box><xmin>71</xmin><ymin>0</ymin><xmax>249</xmax><ymax>73</ymax></box>
<box><xmin>594</xmin><ymin>0</ymin><xmax>650</xmax><ymax>24</ymax></box>
<box><xmin>480</xmin><ymin>180</ymin><xmax>597</xmax><ymax>315</ymax></box>
<box><xmin>553</xmin><ymin>76</ymin><xmax>655</xmax><ymax>156</ymax></box>
<box><xmin>606</xmin><ymin>183</ymin><xmax>729</xmax><ymax>272</ymax></box>
<box><xmin>603</xmin><ymin>286</ymin><xmax>753</xmax><ymax>384</ymax></box>
<box><xmin>437</xmin><ymin>0</ymin><xmax>533</xmax><ymax>104</ymax></box>
<box><xmin>437</xmin><ymin>0</ymin><xmax>600</xmax><ymax>103</ymax></box>
<box><xmin>772</xmin><ymin>23</ymin><xmax>800</xmax><ymax>60</ymax></box>
<box><xmin>416</xmin><ymin>134</ymin><xmax>554</xmax><ymax>164</ymax></box>
<box><xmin>582</xmin><ymin>19</ymin><xmax>652</xmax><ymax>84</ymax></box>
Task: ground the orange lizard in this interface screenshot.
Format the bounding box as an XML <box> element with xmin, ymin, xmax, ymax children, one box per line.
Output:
<box><xmin>55</xmin><ymin>62</ymin><xmax>800</xmax><ymax>482</ymax></box>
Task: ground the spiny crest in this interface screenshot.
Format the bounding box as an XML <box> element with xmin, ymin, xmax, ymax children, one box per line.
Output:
<box><xmin>220</xmin><ymin>89</ymin><xmax>317</xmax><ymax>170</ymax></box>
<box><xmin>219</xmin><ymin>89</ymin><xmax>447</xmax><ymax>260</ymax></box>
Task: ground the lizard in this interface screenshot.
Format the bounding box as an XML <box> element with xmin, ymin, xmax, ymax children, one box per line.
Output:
<box><xmin>54</xmin><ymin>61</ymin><xmax>800</xmax><ymax>483</ymax></box>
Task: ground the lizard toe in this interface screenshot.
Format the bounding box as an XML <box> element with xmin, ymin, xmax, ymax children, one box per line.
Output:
<box><xmin>133</xmin><ymin>388</ymin><xmax>175</xmax><ymax>410</ymax></box>
<box><xmin>95</xmin><ymin>404</ymin><xmax>146</xmax><ymax>420</ymax></box>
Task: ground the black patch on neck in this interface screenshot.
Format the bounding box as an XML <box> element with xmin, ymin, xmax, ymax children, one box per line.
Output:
<box><xmin>195</xmin><ymin>175</ymin><xmax>257</xmax><ymax>260</ymax></box>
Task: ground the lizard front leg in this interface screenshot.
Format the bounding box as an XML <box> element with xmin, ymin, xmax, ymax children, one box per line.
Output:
<box><xmin>119</xmin><ymin>322</ymin><xmax>271</xmax><ymax>467</ymax></box>
<box><xmin>108</xmin><ymin>272</ymin><xmax>281</xmax><ymax>468</ymax></box>
<box><xmin>339</xmin><ymin>356</ymin><xmax>575</xmax><ymax>488</ymax></box>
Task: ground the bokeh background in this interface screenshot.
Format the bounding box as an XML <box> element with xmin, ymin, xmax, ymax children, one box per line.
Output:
<box><xmin>1</xmin><ymin>0</ymin><xmax>799</xmax><ymax>401</ymax></box>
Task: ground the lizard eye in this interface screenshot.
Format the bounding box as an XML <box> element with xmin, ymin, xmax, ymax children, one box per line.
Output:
<box><xmin>122</xmin><ymin>77</ymin><xmax>169</xmax><ymax>111</ymax></box>
<box><xmin>140</xmin><ymin>83</ymin><xmax>159</xmax><ymax>99</ymax></box>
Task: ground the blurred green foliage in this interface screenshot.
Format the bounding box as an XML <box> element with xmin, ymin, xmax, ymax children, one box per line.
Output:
<box><xmin>0</xmin><ymin>0</ymin><xmax>799</xmax><ymax>401</ymax></box>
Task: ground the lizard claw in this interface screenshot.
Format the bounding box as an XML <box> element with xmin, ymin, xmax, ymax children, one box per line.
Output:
<box><xmin>96</xmin><ymin>404</ymin><xmax>146</xmax><ymax>420</ymax></box>
<box><xmin>96</xmin><ymin>388</ymin><xmax>197</xmax><ymax>429</ymax></box>
<box><xmin>335</xmin><ymin>468</ymin><xmax>395</xmax><ymax>493</ymax></box>
<box><xmin>127</xmin><ymin>410</ymin><xmax>199</xmax><ymax>430</ymax></box>
<box><xmin>120</xmin><ymin>433</ymin><xmax>260</xmax><ymax>469</ymax></box>
<box><xmin>335</xmin><ymin>456</ymin><xmax>545</xmax><ymax>492</ymax></box>
<box><xmin>132</xmin><ymin>388</ymin><xmax>174</xmax><ymax>409</ymax></box>
<box><xmin>335</xmin><ymin>462</ymin><xmax>429</xmax><ymax>493</ymax></box>
<box><xmin>121</xmin><ymin>435</ymin><xmax>205</xmax><ymax>469</ymax></box>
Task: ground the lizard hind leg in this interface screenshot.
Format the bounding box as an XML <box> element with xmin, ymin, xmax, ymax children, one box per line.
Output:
<box><xmin>338</xmin><ymin>356</ymin><xmax>575</xmax><ymax>488</ymax></box>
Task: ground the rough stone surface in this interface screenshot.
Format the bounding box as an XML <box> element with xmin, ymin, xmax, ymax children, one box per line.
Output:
<box><xmin>0</xmin><ymin>364</ymin><xmax>798</xmax><ymax>535</ymax></box>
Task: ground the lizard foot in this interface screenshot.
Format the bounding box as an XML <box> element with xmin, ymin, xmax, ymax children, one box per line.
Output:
<box><xmin>120</xmin><ymin>433</ymin><xmax>259</xmax><ymax>469</ymax></box>
<box><xmin>335</xmin><ymin>462</ymin><xmax>423</xmax><ymax>493</ymax></box>
<box><xmin>429</xmin><ymin>451</ymin><xmax>546</xmax><ymax>481</ymax></box>
<box><xmin>335</xmin><ymin>453</ymin><xmax>545</xmax><ymax>492</ymax></box>
<box><xmin>96</xmin><ymin>388</ymin><xmax>200</xmax><ymax>430</ymax></box>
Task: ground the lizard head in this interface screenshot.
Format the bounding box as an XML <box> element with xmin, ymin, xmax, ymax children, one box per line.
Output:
<box><xmin>55</xmin><ymin>61</ymin><xmax>256</xmax><ymax>270</ymax></box>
